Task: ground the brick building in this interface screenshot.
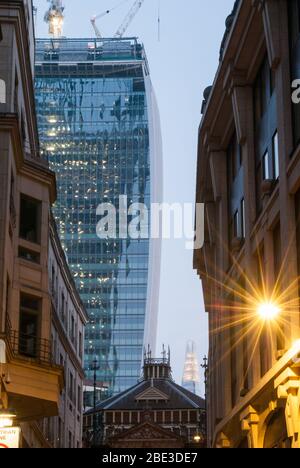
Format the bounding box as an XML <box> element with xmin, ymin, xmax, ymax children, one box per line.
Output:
<box><xmin>84</xmin><ymin>350</ymin><xmax>206</xmax><ymax>448</ymax></box>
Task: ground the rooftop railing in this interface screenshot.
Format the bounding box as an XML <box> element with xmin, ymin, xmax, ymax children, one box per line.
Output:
<box><xmin>35</xmin><ymin>37</ymin><xmax>144</xmax><ymax>63</ymax></box>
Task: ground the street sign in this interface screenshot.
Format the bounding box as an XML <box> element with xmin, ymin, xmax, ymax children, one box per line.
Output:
<box><xmin>0</xmin><ymin>427</ymin><xmax>20</xmax><ymax>449</ymax></box>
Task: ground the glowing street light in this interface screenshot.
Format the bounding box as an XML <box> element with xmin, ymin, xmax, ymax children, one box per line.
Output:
<box><xmin>0</xmin><ymin>410</ymin><xmax>17</xmax><ymax>428</ymax></box>
<box><xmin>257</xmin><ymin>302</ymin><xmax>280</xmax><ymax>321</ymax></box>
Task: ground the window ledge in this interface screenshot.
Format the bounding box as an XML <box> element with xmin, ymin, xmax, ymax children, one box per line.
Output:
<box><xmin>261</xmin><ymin>179</ymin><xmax>276</xmax><ymax>195</ymax></box>
<box><xmin>231</xmin><ymin>236</ymin><xmax>245</xmax><ymax>253</ymax></box>
<box><xmin>19</xmin><ymin>238</ymin><xmax>41</xmax><ymax>253</ymax></box>
<box><xmin>251</xmin><ymin>184</ymin><xmax>280</xmax><ymax>241</ymax></box>
<box><xmin>18</xmin><ymin>257</ymin><xmax>42</xmax><ymax>271</ymax></box>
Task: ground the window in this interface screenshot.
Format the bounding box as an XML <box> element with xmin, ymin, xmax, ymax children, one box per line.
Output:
<box><xmin>79</xmin><ymin>331</ymin><xmax>83</xmax><ymax>359</ymax></box>
<box><xmin>263</xmin><ymin>151</ymin><xmax>270</xmax><ymax>180</ymax></box>
<box><xmin>233</xmin><ymin>211</ymin><xmax>239</xmax><ymax>238</ymax></box>
<box><xmin>19</xmin><ymin>195</ymin><xmax>41</xmax><ymax>244</ymax></box>
<box><xmin>228</xmin><ymin>133</ymin><xmax>244</xmax><ymax>246</ymax></box>
<box><xmin>77</xmin><ymin>385</ymin><xmax>81</xmax><ymax>413</ymax></box>
<box><xmin>68</xmin><ymin>371</ymin><xmax>75</xmax><ymax>403</ymax></box>
<box><xmin>19</xmin><ymin>294</ymin><xmax>40</xmax><ymax>358</ymax></box>
<box><xmin>9</xmin><ymin>173</ymin><xmax>16</xmax><ymax>231</ymax></box>
<box><xmin>18</xmin><ymin>246</ymin><xmax>40</xmax><ymax>264</ymax></box>
<box><xmin>20</xmin><ymin>111</ymin><xmax>26</xmax><ymax>142</ymax></box>
<box><xmin>254</xmin><ymin>57</ymin><xmax>275</xmax><ymax>123</ymax></box>
<box><xmin>0</xmin><ymin>78</ymin><xmax>6</xmax><ymax>104</ymax></box>
<box><xmin>254</xmin><ymin>55</ymin><xmax>277</xmax><ymax>212</ymax></box>
<box><xmin>272</xmin><ymin>132</ymin><xmax>279</xmax><ymax>180</ymax></box>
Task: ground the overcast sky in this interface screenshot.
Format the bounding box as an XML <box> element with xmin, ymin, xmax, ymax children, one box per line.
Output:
<box><xmin>33</xmin><ymin>0</ymin><xmax>234</xmax><ymax>396</ymax></box>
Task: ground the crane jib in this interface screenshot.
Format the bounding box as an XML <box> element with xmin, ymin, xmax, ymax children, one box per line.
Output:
<box><xmin>91</xmin><ymin>0</ymin><xmax>146</xmax><ymax>39</ymax></box>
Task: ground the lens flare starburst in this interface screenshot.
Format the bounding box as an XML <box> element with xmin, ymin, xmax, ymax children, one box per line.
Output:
<box><xmin>257</xmin><ymin>302</ymin><xmax>281</xmax><ymax>321</ymax></box>
<box><xmin>201</xmin><ymin>228</ymin><xmax>300</xmax><ymax>381</ymax></box>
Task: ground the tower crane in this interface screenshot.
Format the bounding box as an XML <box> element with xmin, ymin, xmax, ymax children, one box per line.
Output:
<box><xmin>90</xmin><ymin>0</ymin><xmax>146</xmax><ymax>39</ymax></box>
<box><xmin>114</xmin><ymin>0</ymin><xmax>145</xmax><ymax>38</ymax></box>
<box><xmin>44</xmin><ymin>0</ymin><xmax>65</xmax><ymax>38</ymax></box>
<box><xmin>91</xmin><ymin>10</ymin><xmax>111</xmax><ymax>39</ymax></box>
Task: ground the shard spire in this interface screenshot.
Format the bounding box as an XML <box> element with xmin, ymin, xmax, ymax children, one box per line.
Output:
<box><xmin>182</xmin><ymin>341</ymin><xmax>200</xmax><ymax>395</ymax></box>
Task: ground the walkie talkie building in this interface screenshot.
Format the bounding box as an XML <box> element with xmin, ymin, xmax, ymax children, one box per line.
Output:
<box><xmin>35</xmin><ymin>38</ymin><xmax>162</xmax><ymax>400</ymax></box>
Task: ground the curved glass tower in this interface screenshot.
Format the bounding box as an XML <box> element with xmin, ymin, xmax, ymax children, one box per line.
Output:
<box><xmin>35</xmin><ymin>38</ymin><xmax>162</xmax><ymax>399</ymax></box>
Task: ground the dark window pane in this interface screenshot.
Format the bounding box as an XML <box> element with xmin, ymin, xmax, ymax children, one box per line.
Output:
<box><xmin>19</xmin><ymin>195</ymin><xmax>41</xmax><ymax>243</ymax></box>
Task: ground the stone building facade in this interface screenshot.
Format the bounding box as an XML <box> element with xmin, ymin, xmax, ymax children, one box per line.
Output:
<box><xmin>194</xmin><ymin>0</ymin><xmax>300</xmax><ymax>448</ymax></box>
<box><xmin>0</xmin><ymin>0</ymin><xmax>61</xmax><ymax>447</ymax></box>
<box><xmin>0</xmin><ymin>1</ymin><xmax>87</xmax><ymax>448</ymax></box>
<box><xmin>35</xmin><ymin>220</ymin><xmax>88</xmax><ymax>448</ymax></box>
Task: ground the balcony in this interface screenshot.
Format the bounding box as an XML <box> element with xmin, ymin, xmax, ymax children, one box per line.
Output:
<box><xmin>7</xmin><ymin>332</ymin><xmax>53</xmax><ymax>368</ymax></box>
<box><xmin>0</xmin><ymin>317</ymin><xmax>64</xmax><ymax>421</ymax></box>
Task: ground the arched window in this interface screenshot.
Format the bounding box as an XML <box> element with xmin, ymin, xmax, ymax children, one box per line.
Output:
<box><xmin>0</xmin><ymin>79</ymin><xmax>6</xmax><ymax>104</ymax></box>
<box><xmin>264</xmin><ymin>409</ymin><xmax>291</xmax><ymax>448</ymax></box>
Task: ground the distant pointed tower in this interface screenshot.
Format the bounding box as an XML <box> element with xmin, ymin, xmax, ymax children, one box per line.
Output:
<box><xmin>182</xmin><ymin>341</ymin><xmax>200</xmax><ymax>395</ymax></box>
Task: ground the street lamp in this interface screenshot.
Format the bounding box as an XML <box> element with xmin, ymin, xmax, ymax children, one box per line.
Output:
<box><xmin>193</xmin><ymin>433</ymin><xmax>202</xmax><ymax>443</ymax></box>
<box><xmin>91</xmin><ymin>358</ymin><xmax>100</xmax><ymax>448</ymax></box>
<box><xmin>257</xmin><ymin>302</ymin><xmax>280</xmax><ymax>321</ymax></box>
<box><xmin>0</xmin><ymin>409</ymin><xmax>16</xmax><ymax>428</ymax></box>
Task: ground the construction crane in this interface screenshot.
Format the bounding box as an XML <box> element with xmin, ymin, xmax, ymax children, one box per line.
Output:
<box><xmin>44</xmin><ymin>0</ymin><xmax>65</xmax><ymax>38</ymax></box>
<box><xmin>91</xmin><ymin>10</ymin><xmax>111</xmax><ymax>39</ymax></box>
<box><xmin>115</xmin><ymin>0</ymin><xmax>145</xmax><ymax>38</ymax></box>
<box><xmin>90</xmin><ymin>0</ymin><xmax>145</xmax><ymax>39</ymax></box>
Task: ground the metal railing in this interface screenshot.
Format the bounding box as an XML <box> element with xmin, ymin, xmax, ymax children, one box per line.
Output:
<box><xmin>4</xmin><ymin>316</ymin><xmax>54</xmax><ymax>366</ymax></box>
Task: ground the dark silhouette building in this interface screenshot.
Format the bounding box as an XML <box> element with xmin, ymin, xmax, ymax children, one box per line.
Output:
<box><xmin>83</xmin><ymin>349</ymin><xmax>206</xmax><ymax>448</ymax></box>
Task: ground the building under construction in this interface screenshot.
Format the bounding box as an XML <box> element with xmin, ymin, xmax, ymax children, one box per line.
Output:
<box><xmin>34</xmin><ymin>1</ymin><xmax>162</xmax><ymax>403</ymax></box>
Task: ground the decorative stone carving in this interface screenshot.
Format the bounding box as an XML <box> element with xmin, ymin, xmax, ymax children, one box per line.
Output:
<box><xmin>216</xmin><ymin>432</ymin><xmax>231</xmax><ymax>448</ymax></box>
<box><xmin>240</xmin><ymin>406</ymin><xmax>259</xmax><ymax>448</ymax></box>
<box><xmin>275</xmin><ymin>368</ymin><xmax>300</xmax><ymax>448</ymax></box>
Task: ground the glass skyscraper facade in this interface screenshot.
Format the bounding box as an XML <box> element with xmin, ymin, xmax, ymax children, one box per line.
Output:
<box><xmin>35</xmin><ymin>38</ymin><xmax>162</xmax><ymax>399</ymax></box>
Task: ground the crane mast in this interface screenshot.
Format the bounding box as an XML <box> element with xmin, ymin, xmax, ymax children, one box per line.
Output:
<box><xmin>114</xmin><ymin>0</ymin><xmax>145</xmax><ymax>38</ymax></box>
<box><xmin>44</xmin><ymin>0</ymin><xmax>64</xmax><ymax>38</ymax></box>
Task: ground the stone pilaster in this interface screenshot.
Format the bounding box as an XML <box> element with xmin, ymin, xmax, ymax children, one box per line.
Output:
<box><xmin>240</xmin><ymin>406</ymin><xmax>259</xmax><ymax>448</ymax></box>
<box><xmin>216</xmin><ymin>431</ymin><xmax>231</xmax><ymax>449</ymax></box>
<box><xmin>254</xmin><ymin>0</ymin><xmax>282</xmax><ymax>69</ymax></box>
<box><xmin>275</xmin><ymin>368</ymin><xmax>300</xmax><ymax>448</ymax></box>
